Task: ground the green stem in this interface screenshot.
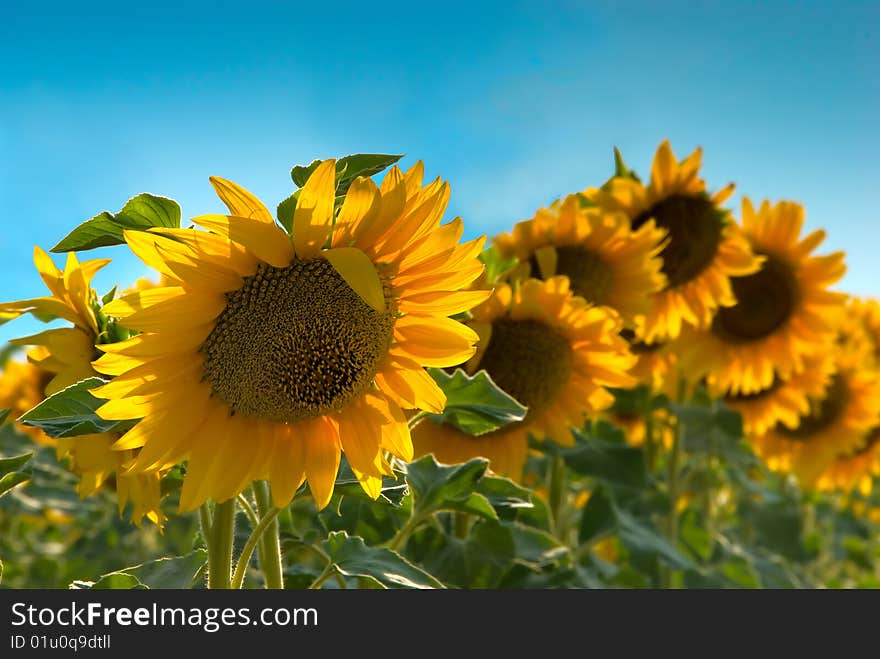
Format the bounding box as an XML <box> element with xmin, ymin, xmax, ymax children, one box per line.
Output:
<box><xmin>199</xmin><ymin>503</ymin><xmax>213</xmax><ymax>557</ymax></box>
<box><xmin>643</xmin><ymin>405</ymin><xmax>656</xmax><ymax>473</ymax></box>
<box><xmin>207</xmin><ymin>499</ymin><xmax>236</xmax><ymax>590</ymax></box>
<box><xmin>663</xmin><ymin>414</ymin><xmax>683</xmax><ymax>588</ymax></box>
<box><xmin>237</xmin><ymin>492</ymin><xmax>259</xmax><ymax>528</ymax></box>
<box><xmin>386</xmin><ymin>512</ymin><xmax>426</xmax><ymax>552</ymax></box>
<box><xmin>253</xmin><ymin>481</ymin><xmax>284</xmax><ymax>590</ymax></box>
<box><xmin>407</xmin><ymin>411</ymin><xmax>428</xmax><ymax>430</ymax></box>
<box><xmin>453</xmin><ymin>511</ymin><xmax>470</xmax><ymax>539</ymax></box>
<box><xmin>308</xmin><ymin>563</ymin><xmax>336</xmax><ymax>590</ymax></box>
<box><xmin>548</xmin><ymin>453</ymin><xmax>568</xmax><ymax>541</ymax></box>
<box><xmin>231</xmin><ymin>507</ymin><xmax>282</xmax><ymax>590</ymax></box>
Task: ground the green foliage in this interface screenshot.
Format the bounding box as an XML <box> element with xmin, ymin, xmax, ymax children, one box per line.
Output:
<box><xmin>70</xmin><ymin>550</ymin><xmax>207</xmax><ymax>589</ymax></box>
<box><xmin>321</xmin><ymin>531</ymin><xmax>442</xmax><ymax>589</ymax></box>
<box><xmin>0</xmin><ymin>451</ymin><xmax>33</xmax><ymax>497</ymax></box>
<box><xmin>425</xmin><ymin>368</ymin><xmax>527</xmax><ymax>436</ymax></box>
<box><xmin>18</xmin><ymin>377</ymin><xmax>135</xmax><ymax>438</ymax></box>
<box><xmin>278</xmin><ymin>154</ymin><xmax>403</xmax><ymax>233</ymax></box>
<box><xmin>478</xmin><ymin>245</ymin><xmax>518</xmax><ymax>283</ymax></box>
<box><xmin>52</xmin><ymin>193</ymin><xmax>180</xmax><ymax>252</ymax></box>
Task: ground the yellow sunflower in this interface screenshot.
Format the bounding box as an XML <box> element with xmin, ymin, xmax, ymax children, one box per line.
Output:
<box><xmin>605</xmin><ymin>408</ymin><xmax>674</xmax><ymax>450</ymax></box>
<box><xmin>724</xmin><ymin>354</ymin><xmax>833</xmax><ymax>437</ymax></box>
<box><xmin>493</xmin><ymin>194</ymin><xmax>667</xmax><ymax>325</ymax></box>
<box><xmin>0</xmin><ymin>354</ymin><xmax>54</xmax><ymax>446</ymax></box>
<box><xmin>412</xmin><ymin>276</ymin><xmax>636</xmax><ymax>480</ymax></box>
<box><xmin>677</xmin><ymin>198</ymin><xmax>847</xmax><ymax>395</ymax></box>
<box><xmin>814</xmin><ymin>426</ymin><xmax>880</xmax><ymax>496</ymax></box>
<box><xmin>0</xmin><ymin>248</ymin><xmax>165</xmax><ymax>526</ymax></box>
<box><xmin>750</xmin><ymin>346</ymin><xmax>880</xmax><ymax>486</ymax></box>
<box><xmin>623</xmin><ymin>331</ymin><xmax>680</xmax><ymax>399</ymax></box>
<box><xmin>93</xmin><ymin>160</ymin><xmax>489</xmax><ymax>512</ymax></box>
<box><xmin>589</xmin><ymin>140</ymin><xmax>762</xmax><ymax>342</ymax></box>
<box><xmin>839</xmin><ymin>297</ymin><xmax>880</xmax><ymax>367</ymax></box>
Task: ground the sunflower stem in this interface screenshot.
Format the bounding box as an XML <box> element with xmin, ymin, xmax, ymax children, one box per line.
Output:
<box><xmin>386</xmin><ymin>512</ymin><xmax>427</xmax><ymax>552</ymax></box>
<box><xmin>548</xmin><ymin>453</ymin><xmax>568</xmax><ymax>541</ymax></box>
<box><xmin>231</xmin><ymin>506</ymin><xmax>282</xmax><ymax>589</ymax></box>
<box><xmin>253</xmin><ymin>481</ymin><xmax>285</xmax><ymax>589</ymax></box>
<box><xmin>199</xmin><ymin>503</ymin><xmax>214</xmax><ymax>559</ymax></box>
<box><xmin>643</xmin><ymin>405</ymin><xmax>657</xmax><ymax>473</ymax></box>
<box><xmin>663</xmin><ymin>412</ymin><xmax>683</xmax><ymax>588</ymax></box>
<box><xmin>207</xmin><ymin>499</ymin><xmax>236</xmax><ymax>590</ymax></box>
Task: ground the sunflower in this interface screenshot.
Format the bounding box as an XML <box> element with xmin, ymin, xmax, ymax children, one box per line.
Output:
<box><xmin>493</xmin><ymin>194</ymin><xmax>667</xmax><ymax>325</ymax></box>
<box><xmin>93</xmin><ymin>160</ymin><xmax>489</xmax><ymax>511</ymax></box>
<box><xmin>750</xmin><ymin>345</ymin><xmax>880</xmax><ymax>486</ymax></box>
<box><xmin>605</xmin><ymin>407</ymin><xmax>674</xmax><ymax>450</ymax></box>
<box><xmin>0</xmin><ymin>248</ymin><xmax>165</xmax><ymax>526</ymax></box>
<box><xmin>589</xmin><ymin>140</ymin><xmax>762</xmax><ymax>342</ymax></box>
<box><xmin>0</xmin><ymin>354</ymin><xmax>54</xmax><ymax>446</ymax></box>
<box><xmin>676</xmin><ymin>198</ymin><xmax>846</xmax><ymax>395</ymax></box>
<box><xmin>412</xmin><ymin>276</ymin><xmax>636</xmax><ymax>480</ymax></box>
<box><xmin>622</xmin><ymin>330</ymin><xmax>680</xmax><ymax>399</ymax></box>
<box><xmin>723</xmin><ymin>354</ymin><xmax>833</xmax><ymax>436</ymax></box>
<box><xmin>814</xmin><ymin>426</ymin><xmax>880</xmax><ymax>496</ymax></box>
<box><xmin>839</xmin><ymin>297</ymin><xmax>880</xmax><ymax>367</ymax></box>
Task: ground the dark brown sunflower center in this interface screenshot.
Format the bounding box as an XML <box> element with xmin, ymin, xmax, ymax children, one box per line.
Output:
<box><xmin>847</xmin><ymin>425</ymin><xmax>880</xmax><ymax>457</ymax></box>
<box><xmin>620</xmin><ymin>328</ymin><xmax>663</xmax><ymax>354</ymax></box>
<box><xmin>478</xmin><ymin>318</ymin><xmax>573</xmax><ymax>417</ymax></box>
<box><xmin>712</xmin><ymin>253</ymin><xmax>798</xmax><ymax>343</ymax></box>
<box><xmin>632</xmin><ymin>194</ymin><xmax>723</xmax><ymax>288</ymax></box>
<box><xmin>529</xmin><ymin>246</ymin><xmax>614</xmax><ymax>306</ymax></box>
<box><xmin>200</xmin><ymin>259</ymin><xmax>393</xmax><ymax>422</ymax></box>
<box><xmin>777</xmin><ymin>374</ymin><xmax>848</xmax><ymax>442</ymax></box>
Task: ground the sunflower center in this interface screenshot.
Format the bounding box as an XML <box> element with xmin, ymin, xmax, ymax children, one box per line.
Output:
<box><xmin>620</xmin><ymin>328</ymin><xmax>662</xmax><ymax>354</ymax></box>
<box><xmin>777</xmin><ymin>374</ymin><xmax>848</xmax><ymax>442</ymax></box>
<box><xmin>530</xmin><ymin>246</ymin><xmax>614</xmax><ymax>306</ymax></box>
<box><xmin>712</xmin><ymin>253</ymin><xmax>798</xmax><ymax>343</ymax></box>
<box><xmin>478</xmin><ymin>318</ymin><xmax>573</xmax><ymax>417</ymax></box>
<box><xmin>632</xmin><ymin>194</ymin><xmax>723</xmax><ymax>288</ymax></box>
<box><xmin>200</xmin><ymin>259</ymin><xmax>393</xmax><ymax>422</ymax></box>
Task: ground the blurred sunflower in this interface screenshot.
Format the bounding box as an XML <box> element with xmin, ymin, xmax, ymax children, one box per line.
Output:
<box><xmin>412</xmin><ymin>276</ymin><xmax>636</xmax><ymax>480</ymax></box>
<box><xmin>0</xmin><ymin>248</ymin><xmax>165</xmax><ymax>526</ymax></box>
<box><xmin>622</xmin><ymin>330</ymin><xmax>680</xmax><ymax>399</ymax></box>
<box><xmin>589</xmin><ymin>140</ymin><xmax>762</xmax><ymax>342</ymax></box>
<box><xmin>0</xmin><ymin>354</ymin><xmax>53</xmax><ymax>446</ymax></box>
<box><xmin>677</xmin><ymin>199</ymin><xmax>846</xmax><ymax>395</ymax></box>
<box><xmin>814</xmin><ymin>426</ymin><xmax>880</xmax><ymax>496</ymax></box>
<box><xmin>839</xmin><ymin>297</ymin><xmax>880</xmax><ymax>366</ymax></box>
<box><xmin>605</xmin><ymin>407</ymin><xmax>674</xmax><ymax>450</ymax></box>
<box><xmin>94</xmin><ymin>161</ymin><xmax>488</xmax><ymax>511</ymax></box>
<box><xmin>750</xmin><ymin>343</ymin><xmax>880</xmax><ymax>486</ymax></box>
<box><xmin>724</xmin><ymin>354</ymin><xmax>833</xmax><ymax>436</ymax></box>
<box><xmin>493</xmin><ymin>194</ymin><xmax>667</xmax><ymax>325</ymax></box>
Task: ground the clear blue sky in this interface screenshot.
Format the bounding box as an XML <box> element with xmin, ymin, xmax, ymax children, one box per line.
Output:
<box><xmin>2</xmin><ymin>1</ymin><xmax>877</xmax><ymax>345</ymax></box>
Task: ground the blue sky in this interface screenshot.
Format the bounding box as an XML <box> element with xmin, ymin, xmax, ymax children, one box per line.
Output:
<box><xmin>1</xmin><ymin>0</ymin><xmax>877</xmax><ymax>345</ymax></box>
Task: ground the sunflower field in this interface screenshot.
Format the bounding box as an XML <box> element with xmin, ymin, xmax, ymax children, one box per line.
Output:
<box><xmin>1</xmin><ymin>144</ymin><xmax>879</xmax><ymax>590</ymax></box>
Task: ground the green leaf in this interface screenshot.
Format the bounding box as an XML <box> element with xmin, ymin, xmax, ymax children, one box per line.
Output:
<box><xmin>616</xmin><ymin>510</ymin><xmax>695</xmax><ymax>570</ymax></box>
<box><xmin>579</xmin><ymin>486</ymin><xmax>616</xmax><ymax>543</ymax></box>
<box><xmin>0</xmin><ymin>451</ymin><xmax>33</xmax><ymax>473</ymax></box>
<box><xmin>405</xmin><ymin>455</ymin><xmax>489</xmax><ymax>516</ymax></box>
<box><xmin>290</xmin><ymin>159</ymin><xmax>324</xmax><ymax>188</ymax></box>
<box><xmin>406</xmin><ymin>520</ymin><xmax>515</xmax><ymax>588</ymax></box>
<box><xmin>0</xmin><ymin>472</ymin><xmax>30</xmax><ymax>497</ymax></box>
<box><xmin>563</xmin><ymin>429</ymin><xmax>646</xmax><ymax>489</ymax></box>
<box><xmin>18</xmin><ymin>377</ymin><xmax>134</xmax><ymax>438</ymax></box>
<box><xmin>321</xmin><ymin>531</ymin><xmax>443</xmax><ymax>589</ymax></box>
<box><xmin>0</xmin><ymin>409</ymin><xmax>9</xmax><ymax>425</ymax></box>
<box><xmin>52</xmin><ymin>193</ymin><xmax>181</xmax><ymax>252</ymax></box>
<box><xmin>291</xmin><ymin>154</ymin><xmax>403</xmax><ymax>192</ymax></box>
<box><xmin>276</xmin><ymin>191</ymin><xmax>299</xmax><ymax>233</ymax></box>
<box><xmin>88</xmin><ymin>573</ymin><xmax>147</xmax><ymax>590</ymax></box>
<box><xmin>476</xmin><ymin>475</ymin><xmax>534</xmax><ymax>515</ymax></box>
<box><xmin>478</xmin><ymin>245</ymin><xmax>518</xmax><ymax>284</ymax></box>
<box><xmin>506</xmin><ymin>522</ymin><xmax>568</xmax><ymax>567</ymax></box>
<box><xmin>122</xmin><ymin>550</ymin><xmax>208</xmax><ymax>589</ymax></box>
<box><xmin>425</xmin><ymin>368</ymin><xmax>527</xmax><ymax>436</ymax></box>
<box><xmin>612</xmin><ymin>146</ymin><xmax>641</xmax><ymax>181</ymax></box>
<box><xmin>334</xmin><ymin>154</ymin><xmax>403</xmax><ymax>194</ymax></box>
<box><xmin>0</xmin><ymin>451</ymin><xmax>33</xmax><ymax>497</ymax></box>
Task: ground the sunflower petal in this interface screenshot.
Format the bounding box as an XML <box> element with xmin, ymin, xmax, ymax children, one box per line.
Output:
<box><xmin>293</xmin><ymin>159</ymin><xmax>337</xmax><ymax>258</ymax></box>
<box><xmin>323</xmin><ymin>247</ymin><xmax>386</xmax><ymax>313</ymax></box>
